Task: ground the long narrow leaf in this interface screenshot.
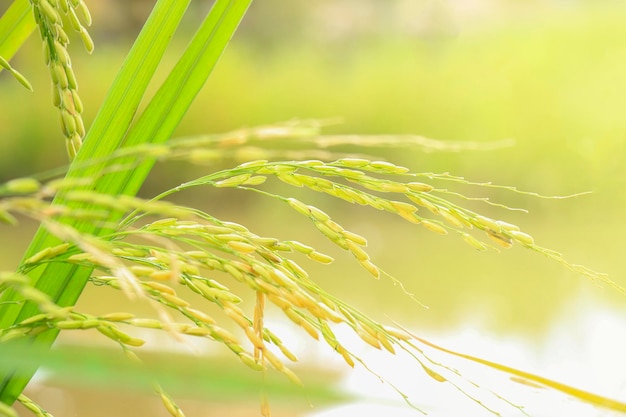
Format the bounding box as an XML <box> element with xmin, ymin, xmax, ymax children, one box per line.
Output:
<box><xmin>0</xmin><ymin>0</ymin><xmax>34</xmax><ymax>64</ymax></box>
<box><xmin>114</xmin><ymin>0</ymin><xmax>253</xmax><ymax>198</ymax></box>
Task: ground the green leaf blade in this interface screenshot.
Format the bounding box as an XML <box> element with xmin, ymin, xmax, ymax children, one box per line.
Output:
<box><xmin>0</xmin><ymin>0</ymin><xmax>35</xmax><ymax>64</ymax></box>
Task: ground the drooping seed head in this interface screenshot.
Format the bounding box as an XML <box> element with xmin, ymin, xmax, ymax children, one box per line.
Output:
<box><xmin>474</xmin><ymin>215</ymin><xmax>502</xmax><ymax>232</ymax></box>
<box><xmin>277</xmin><ymin>173</ymin><xmax>304</xmax><ymax>187</ymax></box>
<box><xmin>39</xmin><ymin>1</ymin><xmax>61</xmax><ymax>24</ymax></box>
<box><xmin>439</xmin><ymin>208</ymin><xmax>465</xmax><ymax>228</ymax></box>
<box><xmin>508</xmin><ymin>230</ymin><xmax>534</xmax><ymax>246</ymax></box>
<box><xmin>5</xmin><ymin>178</ymin><xmax>41</xmax><ymax>194</ymax></box>
<box><xmin>358</xmin><ymin>258</ymin><xmax>380</xmax><ymax>279</ymax></box>
<box><xmin>421</xmin><ymin>220</ymin><xmax>448</xmax><ymax>235</ymax></box>
<box><xmin>99</xmin><ymin>312</ymin><xmax>135</xmax><ymax>322</ymax></box>
<box><xmin>337</xmin><ymin>158</ymin><xmax>370</xmax><ymax>168</ymax></box>
<box><xmin>185</xmin><ymin>307</ymin><xmax>216</xmax><ymax>325</ymax></box>
<box><xmin>238</xmin><ymin>352</ymin><xmax>264</xmax><ymax>371</ymax></box>
<box><xmin>287</xmin><ymin>240</ymin><xmax>314</xmax><ymax>254</ymax></box>
<box><xmin>286</xmin><ymin>198</ymin><xmax>311</xmax><ymax>216</ymax></box>
<box><xmin>308</xmin><ymin>205</ymin><xmax>331</xmax><ymax>222</ymax></box>
<box><xmin>461</xmin><ymin>233</ymin><xmax>488</xmax><ymax>251</ymax></box>
<box><xmin>407</xmin><ymin>182</ymin><xmax>434</xmax><ymax>192</ymax></box>
<box><xmin>346</xmin><ymin>240</ymin><xmax>370</xmax><ymax>261</ymax></box>
<box><xmin>486</xmin><ymin>229</ymin><xmax>513</xmax><ymax>248</ymax></box>
<box><xmin>160</xmin><ymin>292</ymin><xmax>190</xmax><ymax>307</ymax></box>
<box><xmin>307</xmin><ymin>251</ymin><xmax>334</xmax><ymax>264</ymax></box>
<box><xmin>369</xmin><ymin>160</ymin><xmax>410</xmax><ymax>174</ymax></box>
<box><xmin>214</xmin><ymin>174</ymin><xmax>251</xmax><ymax>188</ymax></box>
<box><xmin>496</xmin><ymin>220</ymin><xmax>521</xmax><ymax>232</ymax></box>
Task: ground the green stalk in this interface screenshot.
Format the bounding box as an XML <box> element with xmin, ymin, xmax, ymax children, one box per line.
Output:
<box><xmin>0</xmin><ymin>0</ymin><xmax>251</xmax><ymax>406</ymax></box>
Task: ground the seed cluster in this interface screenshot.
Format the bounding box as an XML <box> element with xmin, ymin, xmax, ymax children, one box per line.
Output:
<box><xmin>201</xmin><ymin>158</ymin><xmax>545</xmax><ymax>256</ymax></box>
<box><xmin>31</xmin><ymin>0</ymin><xmax>93</xmax><ymax>159</ymax></box>
<box><xmin>1</xmin><ymin>122</ymin><xmax>621</xmax><ymax>417</ymax></box>
<box><xmin>17</xmin><ymin>209</ymin><xmax>415</xmax><ymax>387</ymax></box>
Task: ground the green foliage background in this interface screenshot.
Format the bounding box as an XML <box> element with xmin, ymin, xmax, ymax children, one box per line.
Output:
<box><xmin>2</xmin><ymin>1</ymin><xmax>624</xmax><ymax>327</ymax></box>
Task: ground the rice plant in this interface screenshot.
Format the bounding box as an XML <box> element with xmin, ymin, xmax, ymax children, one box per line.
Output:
<box><xmin>1</xmin><ymin>1</ymin><xmax>625</xmax><ymax>417</ymax></box>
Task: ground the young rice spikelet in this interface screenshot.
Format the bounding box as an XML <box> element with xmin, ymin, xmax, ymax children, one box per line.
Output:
<box><xmin>0</xmin><ymin>56</ymin><xmax>33</xmax><ymax>91</ymax></box>
<box><xmin>31</xmin><ymin>0</ymin><xmax>93</xmax><ymax>159</ymax></box>
<box><xmin>160</xmin><ymin>392</ymin><xmax>185</xmax><ymax>417</ymax></box>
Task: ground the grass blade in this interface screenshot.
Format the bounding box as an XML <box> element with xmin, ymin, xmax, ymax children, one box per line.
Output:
<box><xmin>0</xmin><ymin>0</ymin><xmax>35</xmax><ymax>65</ymax></box>
<box><xmin>114</xmin><ymin>0</ymin><xmax>253</xmax><ymax>198</ymax></box>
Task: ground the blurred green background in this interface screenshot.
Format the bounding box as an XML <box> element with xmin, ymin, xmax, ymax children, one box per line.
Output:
<box><xmin>2</xmin><ymin>1</ymin><xmax>626</xmax><ymax>416</ymax></box>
